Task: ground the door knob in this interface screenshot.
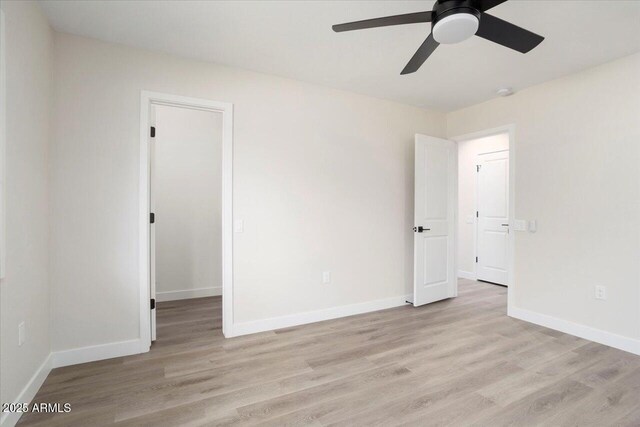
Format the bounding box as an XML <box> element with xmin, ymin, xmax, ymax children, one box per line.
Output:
<box><xmin>413</xmin><ymin>226</ymin><xmax>430</xmax><ymax>233</ymax></box>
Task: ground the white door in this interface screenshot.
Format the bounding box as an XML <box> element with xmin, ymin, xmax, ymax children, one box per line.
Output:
<box><xmin>476</xmin><ymin>150</ymin><xmax>509</xmax><ymax>285</ymax></box>
<box><xmin>413</xmin><ymin>134</ymin><xmax>457</xmax><ymax>307</ymax></box>
<box><xmin>149</xmin><ymin>106</ymin><xmax>157</xmax><ymax>341</ymax></box>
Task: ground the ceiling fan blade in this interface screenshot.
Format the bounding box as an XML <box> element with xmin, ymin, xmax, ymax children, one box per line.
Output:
<box><xmin>332</xmin><ymin>11</ymin><xmax>432</xmax><ymax>32</ymax></box>
<box><xmin>476</xmin><ymin>13</ymin><xmax>544</xmax><ymax>53</ymax></box>
<box><xmin>476</xmin><ymin>0</ymin><xmax>509</xmax><ymax>12</ymax></box>
<box><xmin>400</xmin><ymin>33</ymin><xmax>439</xmax><ymax>75</ymax></box>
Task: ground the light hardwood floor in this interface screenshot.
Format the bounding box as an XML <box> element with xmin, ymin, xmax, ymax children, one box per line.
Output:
<box><xmin>18</xmin><ymin>280</ymin><xmax>640</xmax><ymax>426</ymax></box>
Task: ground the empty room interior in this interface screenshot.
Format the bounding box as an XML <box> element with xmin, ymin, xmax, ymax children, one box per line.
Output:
<box><xmin>0</xmin><ymin>0</ymin><xmax>639</xmax><ymax>426</ymax></box>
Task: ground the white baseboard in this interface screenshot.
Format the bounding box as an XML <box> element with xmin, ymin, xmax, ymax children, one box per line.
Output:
<box><xmin>457</xmin><ymin>270</ymin><xmax>476</xmax><ymax>280</ymax></box>
<box><xmin>1</xmin><ymin>340</ymin><xmax>149</xmax><ymax>426</ymax></box>
<box><xmin>156</xmin><ymin>286</ymin><xmax>221</xmax><ymax>302</ymax></box>
<box><xmin>0</xmin><ymin>354</ymin><xmax>52</xmax><ymax>427</ymax></box>
<box><xmin>230</xmin><ymin>294</ymin><xmax>412</xmax><ymax>337</ymax></box>
<box><xmin>51</xmin><ymin>339</ymin><xmax>148</xmax><ymax>368</ymax></box>
<box><xmin>509</xmin><ymin>306</ymin><xmax>640</xmax><ymax>356</ymax></box>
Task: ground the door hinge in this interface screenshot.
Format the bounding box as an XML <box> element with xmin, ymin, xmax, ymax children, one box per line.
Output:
<box><xmin>150</xmin><ymin>298</ymin><xmax>156</xmax><ymax>310</ymax></box>
<box><xmin>150</xmin><ymin>126</ymin><xmax>156</xmax><ymax>138</ymax></box>
<box><xmin>475</xmin><ymin>256</ymin><xmax>478</xmax><ymax>263</ymax></box>
<box><xmin>150</xmin><ymin>212</ymin><xmax>155</xmax><ymax>224</ymax></box>
<box><xmin>476</xmin><ymin>165</ymin><xmax>481</xmax><ymax>172</ymax></box>
<box><xmin>476</xmin><ymin>211</ymin><xmax>479</xmax><ymax>218</ymax></box>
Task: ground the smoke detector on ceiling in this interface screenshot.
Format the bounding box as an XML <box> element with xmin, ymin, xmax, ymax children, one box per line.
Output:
<box><xmin>496</xmin><ymin>87</ymin><xmax>514</xmax><ymax>97</ymax></box>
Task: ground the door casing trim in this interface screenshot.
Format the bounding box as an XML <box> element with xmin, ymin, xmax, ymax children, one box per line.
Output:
<box><xmin>451</xmin><ymin>125</ymin><xmax>516</xmax><ymax>311</ymax></box>
<box><xmin>139</xmin><ymin>90</ymin><xmax>235</xmax><ymax>349</ymax></box>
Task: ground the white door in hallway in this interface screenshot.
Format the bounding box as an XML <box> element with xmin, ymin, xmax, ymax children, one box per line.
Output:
<box><xmin>477</xmin><ymin>150</ymin><xmax>509</xmax><ymax>285</ymax></box>
<box><xmin>413</xmin><ymin>134</ymin><xmax>457</xmax><ymax>307</ymax></box>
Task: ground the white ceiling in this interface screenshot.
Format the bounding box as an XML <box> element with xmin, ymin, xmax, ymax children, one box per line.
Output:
<box><xmin>39</xmin><ymin>0</ymin><xmax>640</xmax><ymax>112</ymax></box>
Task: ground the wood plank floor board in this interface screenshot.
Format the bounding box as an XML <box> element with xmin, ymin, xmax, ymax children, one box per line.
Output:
<box><xmin>547</xmin><ymin>366</ymin><xmax>640</xmax><ymax>426</ymax></box>
<box><xmin>471</xmin><ymin>378</ymin><xmax>595</xmax><ymax>427</ymax></box>
<box><xmin>17</xmin><ymin>279</ymin><xmax>640</xmax><ymax>426</ymax></box>
<box><xmin>231</xmin><ymin>347</ymin><xmax>521</xmax><ymax>426</ymax></box>
<box><xmin>394</xmin><ymin>392</ymin><xmax>497</xmax><ymax>427</ymax></box>
<box><xmin>321</xmin><ymin>360</ymin><xmax>524</xmax><ymax>426</ymax></box>
<box><xmin>612</xmin><ymin>400</ymin><xmax>640</xmax><ymax>427</ymax></box>
<box><xmin>476</xmin><ymin>345</ymin><xmax>614</xmax><ymax>407</ymax></box>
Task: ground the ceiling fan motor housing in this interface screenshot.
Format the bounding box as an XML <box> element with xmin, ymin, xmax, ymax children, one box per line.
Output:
<box><xmin>432</xmin><ymin>0</ymin><xmax>482</xmax><ymax>44</ymax></box>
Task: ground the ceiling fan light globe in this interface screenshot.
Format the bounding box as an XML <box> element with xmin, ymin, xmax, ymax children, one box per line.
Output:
<box><xmin>432</xmin><ymin>13</ymin><xmax>479</xmax><ymax>44</ymax></box>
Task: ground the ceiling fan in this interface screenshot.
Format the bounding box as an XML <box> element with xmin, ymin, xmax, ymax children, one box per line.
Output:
<box><xmin>332</xmin><ymin>0</ymin><xmax>544</xmax><ymax>75</ymax></box>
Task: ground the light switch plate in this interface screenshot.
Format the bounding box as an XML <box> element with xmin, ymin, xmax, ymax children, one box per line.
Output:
<box><xmin>18</xmin><ymin>322</ymin><xmax>25</xmax><ymax>346</ymax></box>
<box><xmin>528</xmin><ymin>220</ymin><xmax>537</xmax><ymax>233</ymax></box>
<box><xmin>322</xmin><ymin>271</ymin><xmax>331</xmax><ymax>284</ymax></box>
<box><xmin>513</xmin><ymin>220</ymin><xmax>527</xmax><ymax>232</ymax></box>
<box><xmin>233</xmin><ymin>219</ymin><xmax>244</xmax><ymax>233</ymax></box>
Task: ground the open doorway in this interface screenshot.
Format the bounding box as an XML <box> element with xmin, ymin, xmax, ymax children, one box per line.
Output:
<box><xmin>412</xmin><ymin>127</ymin><xmax>514</xmax><ymax>310</ymax></box>
<box><xmin>139</xmin><ymin>91</ymin><xmax>234</xmax><ymax>349</ymax></box>
<box><xmin>456</xmin><ymin>131</ymin><xmax>510</xmax><ymax>287</ymax></box>
<box><xmin>150</xmin><ymin>105</ymin><xmax>223</xmax><ymax>343</ymax></box>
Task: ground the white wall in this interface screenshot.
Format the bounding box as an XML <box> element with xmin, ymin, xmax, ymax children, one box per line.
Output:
<box><xmin>154</xmin><ymin>105</ymin><xmax>222</xmax><ymax>301</ymax></box>
<box><xmin>50</xmin><ymin>33</ymin><xmax>445</xmax><ymax>352</ymax></box>
<box><xmin>457</xmin><ymin>134</ymin><xmax>509</xmax><ymax>278</ymax></box>
<box><xmin>5</xmin><ymin>9</ymin><xmax>638</xmax><ymax>381</ymax></box>
<box><xmin>48</xmin><ymin>24</ymin><xmax>639</xmax><ymax>361</ymax></box>
<box><xmin>0</xmin><ymin>0</ymin><xmax>52</xmax><ymax>421</ymax></box>
<box><xmin>447</xmin><ymin>53</ymin><xmax>640</xmax><ymax>345</ymax></box>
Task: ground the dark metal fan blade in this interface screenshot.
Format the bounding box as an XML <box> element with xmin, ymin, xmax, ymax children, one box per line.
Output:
<box><xmin>400</xmin><ymin>33</ymin><xmax>439</xmax><ymax>75</ymax></box>
<box><xmin>332</xmin><ymin>11</ymin><xmax>432</xmax><ymax>32</ymax></box>
<box><xmin>477</xmin><ymin>0</ymin><xmax>509</xmax><ymax>12</ymax></box>
<box><xmin>476</xmin><ymin>13</ymin><xmax>544</xmax><ymax>53</ymax></box>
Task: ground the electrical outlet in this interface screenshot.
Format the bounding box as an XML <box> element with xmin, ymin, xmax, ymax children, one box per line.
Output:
<box><xmin>322</xmin><ymin>271</ymin><xmax>331</xmax><ymax>284</ymax></box>
<box><xmin>595</xmin><ymin>285</ymin><xmax>607</xmax><ymax>300</ymax></box>
<box><xmin>18</xmin><ymin>322</ymin><xmax>25</xmax><ymax>346</ymax></box>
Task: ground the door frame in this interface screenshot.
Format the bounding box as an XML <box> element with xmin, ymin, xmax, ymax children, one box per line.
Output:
<box><xmin>451</xmin><ymin>125</ymin><xmax>516</xmax><ymax>311</ymax></box>
<box><xmin>139</xmin><ymin>90</ymin><xmax>234</xmax><ymax>349</ymax></box>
